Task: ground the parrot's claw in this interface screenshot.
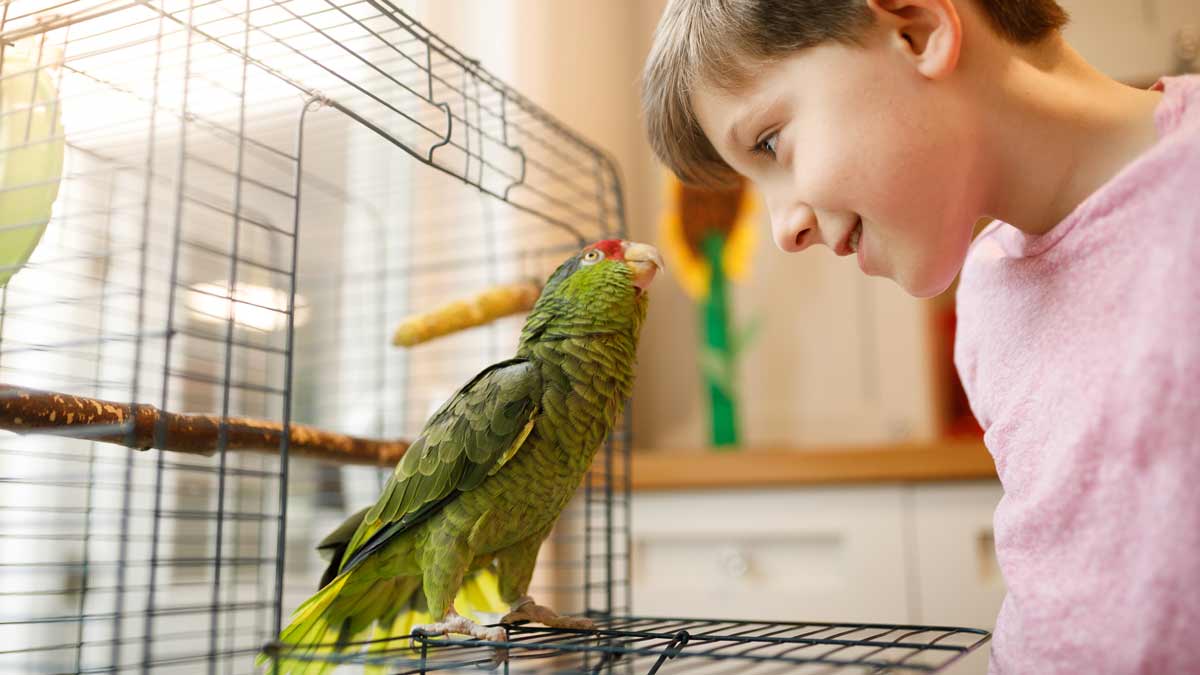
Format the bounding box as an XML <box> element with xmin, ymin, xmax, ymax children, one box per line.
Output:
<box><xmin>501</xmin><ymin>598</ymin><xmax>596</xmax><ymax>631</ymax></box>
<box><xmin>411</xmin><ymin>611</ymin><xmax>509</xmax><ymax>667</ymax></box>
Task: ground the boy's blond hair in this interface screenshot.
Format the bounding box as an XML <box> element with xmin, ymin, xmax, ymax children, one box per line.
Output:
<box><xmin>642</xmin><ymin>0</ymin><xmax>1069</xmax><ymax>187</ymax></box>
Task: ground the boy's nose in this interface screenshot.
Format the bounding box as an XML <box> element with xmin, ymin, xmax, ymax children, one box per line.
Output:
<box><xmin>770</xmin><ymin>203</ymin><xmax>818</xmax><ymax>253</ymax></box>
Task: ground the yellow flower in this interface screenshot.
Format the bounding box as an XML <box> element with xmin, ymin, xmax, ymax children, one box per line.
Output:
<box><xmin>658</xmin><ymin>172</ymin><xmax>759</xmax><ymax>299</ymax></box>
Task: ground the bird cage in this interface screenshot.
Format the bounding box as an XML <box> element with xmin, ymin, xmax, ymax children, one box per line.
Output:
<box><xmin>0</xmin><ymin>0</ymin><xmax>989</xmax><ymax>673</ymax></box>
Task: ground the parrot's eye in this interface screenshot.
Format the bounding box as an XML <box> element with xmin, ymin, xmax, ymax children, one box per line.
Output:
<box><xmin>581</xmin><ymin>249</ymin><xmax>603</xmax><ymax>264</ymax></box>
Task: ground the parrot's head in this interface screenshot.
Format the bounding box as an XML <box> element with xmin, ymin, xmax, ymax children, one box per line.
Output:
<box><xmin>521</xmin><ymin>239</ymin><xmax>663</xmax><ymax>344</ymax></box>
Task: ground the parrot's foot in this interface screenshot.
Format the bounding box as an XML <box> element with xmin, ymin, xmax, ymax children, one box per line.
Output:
<box><xmin>412</xmin><ymin>609</ymin><xmax>509</xmax><ymax>669</ymax></box>
<box><xmin>411</xmin><ymin>609</ymin><xmax>507</xmax><ymax>643</ymax></box>
<box><xmin>501</xmin><ymin>596</ymin><xmax>596</xmax><ymax>630</ymax></box>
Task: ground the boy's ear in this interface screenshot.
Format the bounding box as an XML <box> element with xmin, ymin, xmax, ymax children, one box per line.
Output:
<box><xmin>866</xmin><ymin>0</ymin><xmax>962</xmax><ymax>79</ymax></box>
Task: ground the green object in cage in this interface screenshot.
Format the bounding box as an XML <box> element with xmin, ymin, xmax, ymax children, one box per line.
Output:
<box><xmin>0</xmin><ymin>42</ymin><xmax>65</xmax><ymax>288</ymax></box>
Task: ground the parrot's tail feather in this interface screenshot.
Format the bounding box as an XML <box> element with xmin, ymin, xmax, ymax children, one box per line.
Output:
<box><xmin>362</xmin><ymin>605</ymin><xmax>432</xmax><ymax>675</ymax></box>
<box><xmin>257</xmin><ymin>572</ymin><xmax>402</xmax><ymax>675</ymax></box>
<box><xmin>262</xmin><ymin>565</ymin><xmax>508</xmax><ymax>674</ymax></box>
<box><xmin>316</xmin><ymin>506</ymin><xmax>370</xmax><ymax>591</ymax></box>
<box><xmin>256</xmin><ymin>573</ymin><xmax>348</xmax><ymax>675</ymax></box>
<box><xmin>458</xmin><ymin>566</ymin><xmax>507</xmax><ymax>619</ymax></box>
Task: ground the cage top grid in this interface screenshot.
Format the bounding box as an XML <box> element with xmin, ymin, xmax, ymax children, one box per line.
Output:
<box><xmin>266</xmin><ymin>615</ymin><xmax>991</xmax><ymax>674</ymax></box>
<box><xmin>0</xmin><ymin>0</ymin><xmax>626</xmax><ymax>247</ymax></box>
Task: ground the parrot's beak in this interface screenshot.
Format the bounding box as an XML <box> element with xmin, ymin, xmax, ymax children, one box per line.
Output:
<box><xmin>622</xmin><ymin>241</ymin><xmax>664</xmax><ymax>292</ymax></box>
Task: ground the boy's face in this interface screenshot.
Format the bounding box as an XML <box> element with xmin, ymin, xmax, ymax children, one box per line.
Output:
<box><xmin>692</xmin><ymin>30</ymin><xmax>984</xmax><ymax>297</ymax></box>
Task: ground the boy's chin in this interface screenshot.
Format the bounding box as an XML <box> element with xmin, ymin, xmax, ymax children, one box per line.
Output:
<box><xmin>892</xmin><ymin>264</ymin><xmax>959</xmax><ymax>299</ymax></box>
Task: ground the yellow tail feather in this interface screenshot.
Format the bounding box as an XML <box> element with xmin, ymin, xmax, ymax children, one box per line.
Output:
<box><xmin>264</xmin><ymin>567</ymin><xmax>508</xmax><ymax>674</ymax></box>
<box><xmin>458</xmin><ymin>567</ymin><xmax>506</xmax><ymax>620</ymax></box>
<box><xmin>257</xmin><ymin>574</ymin><xmax>351</xmax><ymax>675</ymax></box>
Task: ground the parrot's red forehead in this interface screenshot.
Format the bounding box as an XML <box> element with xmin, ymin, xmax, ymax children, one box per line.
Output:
<box><xmin>585</xmin><ymin>239</ymin><xmax>624</xmax><ymax>259</ymax></box>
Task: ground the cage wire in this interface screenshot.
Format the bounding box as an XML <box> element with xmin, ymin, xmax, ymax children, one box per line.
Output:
<box><xmin>271</xmin><ymin>617</ymin><xmax>991</xmax><ymax>675</ymax></box>
<box><xmin>0</xmin><ymin>0</ymin><xmax>987</xmax><ymax>673</ymax></box>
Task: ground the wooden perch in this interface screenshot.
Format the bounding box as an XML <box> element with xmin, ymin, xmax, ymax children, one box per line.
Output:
<box><xmin>392</xmin><ymin>280</ymin><xmax>541</xmax><ymax>347</ymax></box>
<box><xmin>0</xmin><ymin>384</ymin><xmax>409</xmax><ymax>467</ymax></box>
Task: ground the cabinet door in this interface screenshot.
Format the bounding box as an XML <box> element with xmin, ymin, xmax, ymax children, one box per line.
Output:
<box><xmin>910</xmin><ymin>482</ymin><xmax>1005</xmax><ymax>629</ymax></box>
<box><xmin>908</xmin><ymin>482</ymin><xmax>1005</xmax><ymax>674</ymax></box>
<box><xmin>631</xmin><ymin>486</ymin><xmax>910</xmax><ymax>623</ymax></box>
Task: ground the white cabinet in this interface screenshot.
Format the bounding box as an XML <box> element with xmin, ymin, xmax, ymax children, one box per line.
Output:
<box><xmin>631</xmin><ymin>481</ymin><xmax>1004</xmax><ymax>673</ymax></box>
<box><xmin>909</xmin><ymin>483</ymin><xmax>1005</xmax><ymax>675</ymax></box>
<box><xmin>910</xmin><ymin>484</ymin><xmax>1007</xmax><ymax>630</ymax></box>
<box><xmin>632</xmin><ymin>486</ymin><xmax>911</xmax><ymax>622</ymax></box>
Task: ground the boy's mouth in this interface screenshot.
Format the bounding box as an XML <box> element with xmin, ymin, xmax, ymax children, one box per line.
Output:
<box><xmin>848</xmin><ymin>219</ymin><xmax>862</xmax><ymax>254</ymax></box>
<box><xmin>835</xmin><ymin>218</ymin><xmax>863</xmax><ymax>257</ymax></box>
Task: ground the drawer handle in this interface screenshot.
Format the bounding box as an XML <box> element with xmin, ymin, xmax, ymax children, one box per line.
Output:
<box><xmin>718</xmin><ymin>546</ymin><xmax>750</xmax><ymax>579</ymax></box>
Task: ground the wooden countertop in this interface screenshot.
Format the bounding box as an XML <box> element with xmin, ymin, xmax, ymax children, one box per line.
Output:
<box><xmin>629</xmin><ymin>438</ymin><xmax>995</xmax><ymax>491</ymax></box>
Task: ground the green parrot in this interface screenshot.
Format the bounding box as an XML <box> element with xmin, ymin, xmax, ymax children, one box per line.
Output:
<box><xmin>263</xmin><ymin>239</ymin><xmax>662</xmax><ymax>673</ymax></box>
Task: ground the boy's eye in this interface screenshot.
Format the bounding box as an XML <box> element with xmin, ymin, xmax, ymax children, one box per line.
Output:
<box><xmin>752</xmin><ymin>132</ymin><xmax>779</xmax><ymax>159</ymax></box>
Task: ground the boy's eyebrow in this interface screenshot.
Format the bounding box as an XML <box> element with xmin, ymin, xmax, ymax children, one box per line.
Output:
<box><xmin>727</xmin><ymin>115</ymin><xmax>751</xmax><ymax>148</ymax></box>
<box><xmin>726</xmin><ymin>97</ymin><xmax>784</xmax><ymax>149</ymax></box>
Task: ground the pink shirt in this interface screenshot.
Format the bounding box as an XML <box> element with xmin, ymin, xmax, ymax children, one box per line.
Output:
<box><xmin>955</xmin><ymin>75</ymin><xmax>1200</xmax><ymax>674</ymax></box>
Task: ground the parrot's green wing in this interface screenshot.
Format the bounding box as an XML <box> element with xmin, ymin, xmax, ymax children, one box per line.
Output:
<box><xmin>338</xmin><ymin>357</ymin><xmax>542</xmax><ymax>573</ymax></box>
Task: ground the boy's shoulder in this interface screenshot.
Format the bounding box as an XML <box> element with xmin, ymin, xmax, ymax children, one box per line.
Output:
<box><xmin>1133</xmin><ymin>75</ymin><xmax>1200</xmax><ymax>194</ymax></box>
<box><xmin>1156</xmin><ymin>74</ymin><xmax>1200</xmax><ymax>139</ymax></box>
<box><xmin>957</xmin><ymin>75</ymin><xmax>1200</xmax><ymax>320</ymax></box>
<box><xmin>1146</xmin><ymin>75</ymin><xmax>1200</xmax><ymax>179</ymax></box>
<box><xmin>962</xmin><ymin>75</ymin><xmax>1200</xmax><ymax>271</ymax></box>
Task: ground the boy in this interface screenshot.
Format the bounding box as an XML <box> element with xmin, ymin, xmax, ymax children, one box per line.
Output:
<box><xmin>642</xmin><ymin>1</ymin><xmax>1198</xmax><ymax>673</ymax></box>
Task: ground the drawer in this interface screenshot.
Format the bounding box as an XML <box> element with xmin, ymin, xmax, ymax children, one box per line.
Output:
<box><xmin>631</xmin><ymin>486</ymin><xmax>910</xmax><ymax>623</ymax></box>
